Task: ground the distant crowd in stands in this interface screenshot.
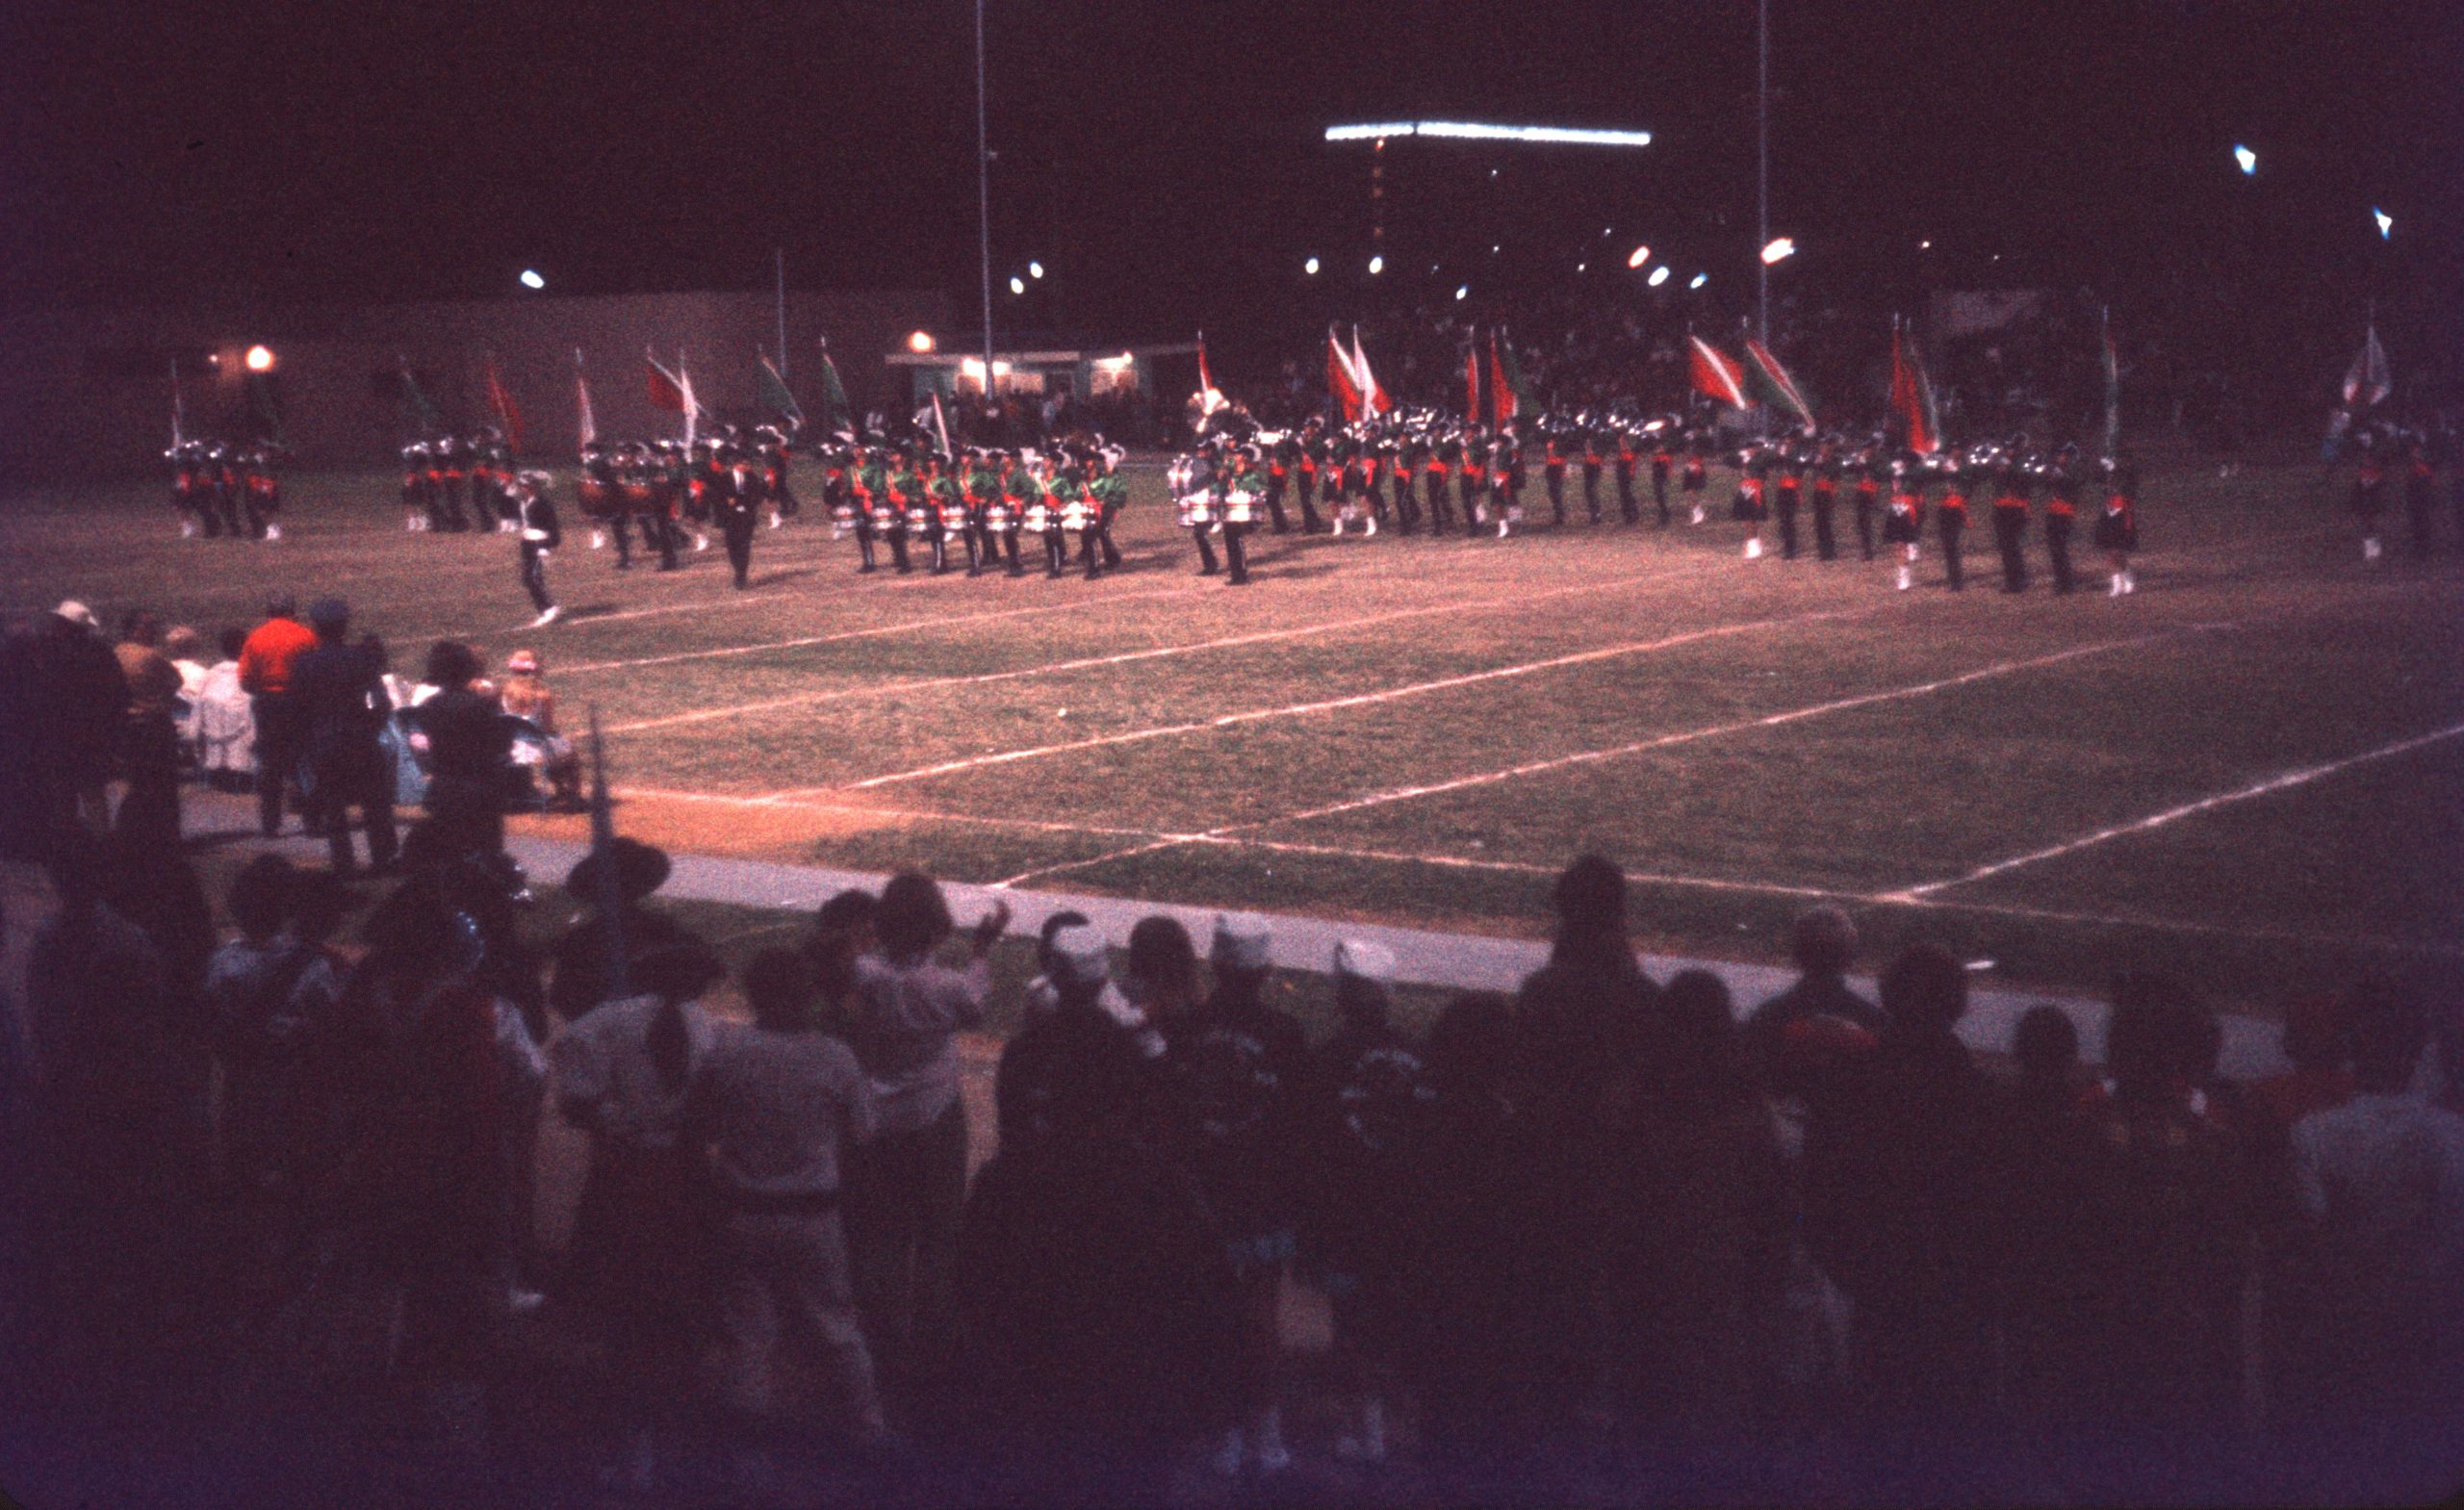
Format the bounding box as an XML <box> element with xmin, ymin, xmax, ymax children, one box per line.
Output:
<box><xmin>2</xmin><ymin>700</ymin><xmax>2458</xmax><ymax>1510</ymax></box>
<box><xmin>0</xmin><ymin>595</ymin><xmax>586</xmax><ymax>880</ymax></box>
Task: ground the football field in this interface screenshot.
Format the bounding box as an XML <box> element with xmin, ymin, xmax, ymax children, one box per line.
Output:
<box><xmin>6</xmin><ymin>457</ymin><xmax>2459</xmax><ymax>1012</ymax></box>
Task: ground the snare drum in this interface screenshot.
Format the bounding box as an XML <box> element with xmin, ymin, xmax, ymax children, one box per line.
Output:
<box><xmin>577</xmin><ymin>476</ymin><xmax>619</xmax><ymax>520</ymax></box>
<box><xmin>1023</xmin><ymin>499</ymin><xmax>1054</xmax><ymax>533</ymax></box>
<box><xmin>985</xmin><ymin>499</ymin><xmax>1015</xmax><ymax>530</ymax></box>
<box><xmin>1223</xmin><ymin>489</ymin><xmax>1256</xmax><ymax>525</ymax></box>
<box><xmin>1177</xmin><ymin>491</ymin><xmax>1216</xmax><ymax>527</ymax></box>
<box><xmin>1060</xmin><ymin>498</ymin><xmax>1092</xmax><ymax>534</ymax></box>
<box><xmin>906</xmin><ymin>505</ymin><xmax>935</xmax><ymax>533</ymax></box>
<box><xmin>620</xmin><ymin>480</ymin><xmax>656</xmax><ymax>518</ymax></box>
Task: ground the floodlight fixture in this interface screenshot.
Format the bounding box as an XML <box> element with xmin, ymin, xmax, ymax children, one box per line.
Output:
<box><xmin>244</xmin><ymin>345</ymin><xmax>276</xmax><ymax>372</ymax></box>
<box><xmin>1626</xmin><ymin>243</ymin><xmax>1651</xmax><ymax>269</ymax></box>
<box><xmin>1647</xmin><ymin>265</ymin><xmax>1671</xmax><ymax>287</ymax></box>
<box><xmin>2374</xmin><ymin>207</ymin><xmax>2393</xmax><ymax>239</ymax></box>
<box><xmin>519</xmin><ymin>269</ymin><xmax>546</xmax><ymax>290</ymax></box>
<box><xmin>1760</xmin><ymin>237</ymin><xmax>1796</xmax><ymax>265</ymax></box>
<box><xmin>2233</xmin><ymin>144</ymin><xmax>2257</xmax><ymax>175</ymax></box>
<box><xmin>1324</xmin><ymin>120</ymin><xmax>1651</xmax><ymax>148</ymax></box>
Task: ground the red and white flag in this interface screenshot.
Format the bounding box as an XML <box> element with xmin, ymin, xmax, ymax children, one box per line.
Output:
<box><xmin>1195</xmin><ymin>331</ymin><xmax>1229</xmax><ymax>416</ymax></box>
<box><xmin>678</xmin><ymin>358</ymin><xmax>700</xmax><ymax>447</ymax></box>
<box><xmin>1888</xmin><ymin>320</ymin><xmax>1940</xmax><ymax>455</ymax></box>
<box><xmin>1464</xmin><ymin>342</ymin><xmax>1481</xmax><ymax>422</ymax></box>
<box><xmin>575</xmin><ymin>351</ymin><xmax>598</xmax><ymax>451</ymax></box>
<box><xmin>2342</xmin><ymin>321</ymin><xmax>2392</xmax><ymax>411</ymax></box>
<box><xmin>1488</xmin><ymin>329</ymin><xmax>1518</xmax><ymax>428</ymax></box>
<box><xmin>484</xmin><ymin>357</ymin><xmax>526</xmax><ymax>452</ymax></box>
<box><xmin>1687</xmin><ymin>335</ymin><xmax>1749</xmax><ymax>409</ymax></box>
<box><xmin>1326</xmin><ymin>327</ymin><xmax>1364</xmax><ymax>422</ymax></box>
<box><xmin>1351</xmin><ymin>326</ymin><xmax>1391</xmax><ymax>416</ymax></box>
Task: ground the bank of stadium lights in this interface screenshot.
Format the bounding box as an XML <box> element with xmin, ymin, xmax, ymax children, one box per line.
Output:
<box><xmin>907</xmin><ymin>330</ymin><xmax>936</xmax><ymax>354</ymax></box>
<box><xmin>2374</xmin><ymin>207</ymin><xmax>2394</xmax><ymax>240</ymax></box>
<box><xmin>1647</xmin><ymin>265</ymin><xmax>1671</xmax><ymax>288</ymax></box>
<box><xmin>1626</xmin><ymin>244</ymin><xmax>1651</xmax><ymax>269</ymax></box>
<box><xmin>1304</xmin><ymin>256</ymin><xmax>1320</xmax><ymax>275</ymax></box>
<box><xmin>518</xmin><ymin>269</ymin><xmax>546</xmax><ymax>291</ymax></box>
<box><xmin>244</xmin><ymin>345</ymin><xmax>276</xmax><ymax>372</ymax></box>
<box><xmin>1325</xmin><ymin>121</ymin><xmax>1653</xmax><ymax>148</ymax></box>
<box><xmin>1009</xmin><ymin>276</ymin><xmax>1026</xmax><ymax>294</ymax></box>
<box><xmin>1368</xmin><ymin>254</ymin><xmax>1384</xmax><ymax>275</ymax></box>
<box><xmin>1760</xmin><ymin>237</ymin><xmax>1796</xmax><ymax>265</ymax></box>
<box><xmin>2233</xmin><ymin>144</ymin><xmax>2257</xmax><ymax>175</ymax></box>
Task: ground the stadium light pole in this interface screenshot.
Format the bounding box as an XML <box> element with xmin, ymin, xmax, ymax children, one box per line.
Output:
<box><xmin>976</xmin><ymin>0</ymin><xmax>995</xmax><ymax>413</ymax></box>
<box><xmin>1757</xmin><ymin>0</ymin><xmax>1769</xmax><ymax>346</ymax></box>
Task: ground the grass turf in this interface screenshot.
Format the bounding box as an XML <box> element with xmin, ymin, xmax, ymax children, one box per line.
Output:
<box><xmin>8</xmin><ymin>452</ymin><xmax>2458</xmax><ymax>1014</ymax></box>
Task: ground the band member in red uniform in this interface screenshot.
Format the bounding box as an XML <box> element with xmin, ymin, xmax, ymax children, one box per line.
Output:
<box><xmin>1885</xmin><ymin>452</ymin><xmax>1925</xmax><ymax>590</ymax></box>
<box><xmin>1265</xmin><ymin>430</ymin><xmax>1296</xmax><ymax>535</ymax></box>
<box><xmin>1296</xmin><ymin>421</ymin><xmax>1327</xmax><ymax>534</ymax></box>
<box><xmin>170</xmin><ymin>440</ymin><xmax>209</xmax><ymax>537</ymax></box>
<box><xmin>1424</xmin><ymin>430</ymin><xmax>1455</xmax><ymax>535</ymax></box>
<box><xmin>2346</xmin><ymin>426</ymin><xmax>2389</xmax><ymax>565</ymax></box>
<box><xmin>1733</xmin><ymin>445</ymin><xmax>1772</xmax><ymax>559</ymax></box>
<box><xmin>2402</xmin><ymin>429</ymin><xmax>2442</xmax><ymax>559</ymax></box>
<box><xmin>1580</xmin><ymin>423</ymin><xmax>1606</xmax><ymax>525</ymax></box>
<box><xmin>1681</xmin><ymin>436</ymin><xmax>1708</xmax><ymax>525</ymax></box>
<box><xmin>240</xmin><ymin>444</ymin><xmax>282</xmax><ymax>540</ymax></box>
<box><xmin>1651</xmin><ymin>430</ymin><xmax>1676</xmax><ymax>525</ymax></box>
<box><xmin>1934</xmin><ymin>453</ymin><xmax>1972</xmax><ymax>591</ymax></box>
<box><xmin>1990</xmin><ymin>442</ymin><xmax>2034</xmax><ymax>593</ymax></box>
<box><xmin>1854</xmin><ymin>443</ymin><xmax>1885</xmax><ymax>561</ymax></box>
<box><xmin>2043</xmin><ymin>444</ymin><xmax>2083</xmax><ymax>594</ymax></box>
<box><xmin>1771</xmin><ymin>444</ymin><xmax>1804</xmax><ymax>560</ymax></box>
<box><xmin>1543</xmin><ymin>429</ymin><xmax>1572</xmax><ymax>526</ymax></box>
<box><xmin>1615</xmin><ymin>425</ymin><xmax>1641</xmax><ymax>525</ymax></box>
<box><xmin>2094</xmin><ymin>453</ymin><xmax>2142</xmax><ymax>595</ymax></box>
<box><xmin>1810</xmin><ymin>436</ymin><xmax>1843</xmax><ymax>561</ymax></box>
<box><xmin>1458</xmin><ymin>426</ymin><xmax>1487</xmax><ymax>537</ymax></box>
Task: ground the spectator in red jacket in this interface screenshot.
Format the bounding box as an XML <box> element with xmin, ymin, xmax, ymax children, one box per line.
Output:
<box><xmin>236</xmin><ymin>595</ymin><xmax>319</xmax><ymax>838</ymax></box>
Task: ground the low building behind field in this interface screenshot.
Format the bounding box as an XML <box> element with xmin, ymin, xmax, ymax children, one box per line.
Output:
<box><xmin>0</xmin><ymin>286</ymin><xmax>951</xmax><ymax>481</ymax></box>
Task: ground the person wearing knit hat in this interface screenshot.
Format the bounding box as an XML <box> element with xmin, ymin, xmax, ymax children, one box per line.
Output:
<box><xmin>994</xmin><ymin>922</ymin><xmax>1160</xmax><ymax>1159</ymax></box>
<box><xmin>1176</xmin><ymin>909</ymin><xmax>1306</xmax><ymax>1477</ymax></box>
<box><xmin>1306</xmin><ymin>934</ymin><xmax>1431</xmax><ymax>1465</ymax></box>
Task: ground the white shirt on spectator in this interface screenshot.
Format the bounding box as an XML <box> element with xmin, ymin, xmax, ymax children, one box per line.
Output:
<box><xmin>550</xmin><ymin>994</ymin><xmax>726</xmax><ymax>1152</ymax></box>
<box><xmin>693</xmin><ymin>1028</ymin><xmax>876</xmax><ymax>1198</ymax></box>
<box><xmin>846</xmin><ymin>953</ymin><xmax>988</xmax><ymax>1137</ymax></box>
<box><xmin>2293</xmin><ymin>1091</ymin><xmax>2464</xmax><ymax>1325</ymax></box>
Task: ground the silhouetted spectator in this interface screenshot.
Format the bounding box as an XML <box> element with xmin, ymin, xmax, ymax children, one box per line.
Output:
<box><xmin>688</xmin><ymin>948</ymin><xmax>884</xmax><ymax>1445</ymax></box>
<box><xmin>1301</xmin><ymin>939</ymin><xmax>1433</xmax><ymax>1466</ymax></box>
<box><xmin>550</xmin><ymin>935</ymin><xmax>730</xmax><ymax>1490</ymax></box>
<box><xmin>1016</xmin><ymin>908</ymin><xmax>1091</xmax><ymax>1022</ymax></box>
<box><xmin>35</xmin><ymin>601</ymin><xmax>129</xmax><ymax>842</ymax></box>
<box><xmin>958</xmin><ymin>987</ymin><xmax>1238</xmax><ymax>1506</ymax></box>
<box><xmin>112</xmin><ymin>610</ymin><xmax>184</xmax><ymax>851</ymax></box>
<box><xmin>2281</xmin><ymin>983</ymin><xmax>2464</xmax><ymax>1500</ymax></box>
<box><xmin>1120</xmin><ymin>914</ymin><xmax>1200</xmax><ymax>1052</ymax></box>
<box><xmin>237</xmin><ymin>595</ymin><xmax>317</xmax><ymax>838</ymax></box>
<box><xmin>2067</xmin><ymin>974</ymin><xmax>2253</xmax><ymax>1488</ymax></box>
<box><xmin>311</xmin><ymin>876</ymin><xmax>521</xmax><ymax>1397</ymax></box>
<box><xmin>412</xmin><ymin>639</ymin><xmax>512</xmax><ymax>857</ymax></box>
<box><xmin>1413</xmin><ymin>991</ymin><xmax>1525</xmax><ymax>1479</ymax></box>
<box><xmin>1166</xmin><ymin>910</ymin><xmax>1307</xmax><ymax>1476</ymax></box>
<box><xmin>841</xmin><ymin>873</ymin><xmax>1009</xmax><ymax>1386</ymax></box>
<box><xmin>203</xmin><ymin>857</ymin><xmax>342</xmax><ymax>1232</ymax></box>
<box><xmin>995</xmin><ymin>924</ymin><xmax>1150</xmax><ymax>1157</ymax></box>
<box><xmin>801</xmin><ymin>888</ymin><xmax>877</xmax><ymax>1038</ymax></box>
<box><xmin>550</xmin><ymin>838</ymin><xmax>694</xmax><ymax>1023</ymax></box>
<box><xmin>1598</xmin><ymin>969</ymin><xmax>1790</xmax><ymax>1447</ymax></box>
<box><xmin>1747</xmin><ymin>905</ymin><xmax>1884</xmax><ymax>1092</ymax></box>
<box><xmin>1802</xmin><ymin>943</ymin><xmax>1997</xmax><ymax>1442</ymax></box>
<box><xmin>1507</xmin><ymin>855</ymin><xmax>1659</xmax><ymax>1420</ymax></box>
<box><xmin>1987</xmin><ymin>1005</ymin><xmax>2100</xmax><ymax>1431</ymax></box>
<box><xmin>293</xmin><ymin>599</ymin><xmax>398</xmax><ymax>876</ymax></box>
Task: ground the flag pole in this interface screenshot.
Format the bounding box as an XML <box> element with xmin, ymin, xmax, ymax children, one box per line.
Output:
<box><xmin>170</xmin><ymin>355</ymin><xmax>185</xmax><ymax>448</ymax></box>
<box><xmin>974</xmin><ymin>0</ymin><xmax>996</xmax><ymax>417</ymax></box>
<box><xmin>775</xmin><ymin>247</ymin><xmax>789</xmax><ymax>383</ymax></box>
<box><xmin>588</xmin><ymin>706</ymin><xmax>630</xmax><ymax>1003</ymax></box>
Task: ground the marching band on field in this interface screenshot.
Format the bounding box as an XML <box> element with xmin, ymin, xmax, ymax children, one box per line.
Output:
<box><xmin>163</xmin><ymin>371</ymin><xmax>2457</xmax><ymax>623</ymax></box>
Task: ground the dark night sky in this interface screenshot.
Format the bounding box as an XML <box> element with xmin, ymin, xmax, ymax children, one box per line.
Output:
<box><xmin>3</xmin><ymin>0</ymin><xmax>2454</xmax><ymax>362</ymax></box>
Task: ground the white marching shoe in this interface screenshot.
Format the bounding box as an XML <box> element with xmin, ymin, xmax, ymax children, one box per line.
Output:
<box><xmin>530</xmin><ymin>605</ymin><xmax>561</xmax><ymax>627</ymax></box>
<box><xmin>1744</xmin><ymin>536</ymin><xmax>1763</xmax><ymax>559</ymax></box>
<box><xmin>2121</xmin><ymin>569</ymin><xmax>2136</xmax><ymax>595</ymax></box>
<box><xmin>2109</xmin><ymin>574</ymin><xmax>2123</xmax><ymax>597</ymax></box>
<box><xmin>768</xmin><ymin>510</ymin><xmax>783</xmax><ymax>529</ymax></box>
<box><xmin>1364</xmin><ymin>514</ymin><xmax>1378</xmax><ymax>536</ymax></box>
<box><xmin>2363</xmin><ymin>536</ymin><xmax>2382</xmax><ymax>562</ymax></box>
<box><xmin>1690</xmin><ymin>504</ymin><xmax>1707</xmax><ymax>525</ymax></box>
<box><xmin>590</xmin><ymin>530</ymin><xmax>605</xmax><ymax>550</ymax></box>
<box><xmin>694</xmin><ymin>533</ymin><xmax>709</xmax><ymax>551</ymax></box>
<box><xmin>179</xmin><ymin>519</ymin><xmax>198</xmax><ymax>538</ymax></box>
<box><xmin>265</xmin><ymin>523</ymin><xmax>281</xmax><ymax>541</ymax></box>
<box><xmin>1496</xmin><ymin>518</ymin><xmax>1511</xmax><ymax>538</ymax></box>
<box><xmin>1331</xmin><ymin>515</ymin><xmax>1347</xmax><ymax>535</ymax></box>
<box><xmin>1896</xmin><ymin>564</ymin><xmax>1912</xmax><ymax>591</ymax></box>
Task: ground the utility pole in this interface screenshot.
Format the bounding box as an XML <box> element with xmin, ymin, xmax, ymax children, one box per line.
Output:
<box><xmin>976</xmin><ymin>0</ymin><xmax>996</xmax><ymax>410</ymax></box>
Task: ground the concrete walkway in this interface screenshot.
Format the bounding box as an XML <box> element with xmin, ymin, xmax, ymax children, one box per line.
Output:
<box><xmin>168</xmin><ymin>788</ymin><xmax>2295</xmax><ymax>1080</ymax></box>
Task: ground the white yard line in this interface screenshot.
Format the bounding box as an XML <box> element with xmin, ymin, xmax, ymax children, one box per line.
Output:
<box><xmin>984</xmin><ymin>626</ymin><xmax>2233</xmax><ymax>889</ymax></box>
<box><xmin>794</xmin><ymin>607</ymin><xmax>1861</xmax><ymax>794</ymax></box>
<box><xmin>602</xmin><ymin>566</ymin><xmax>1691</xmax><ymax>737</ymax></box>
<box><xmin>551</xmin><ymin>587</ymin><xmax>1190</xmax><ymax>675</ymax></box>
<box><xmin>613</xmin><ymin>784</ymin><xmax>1190</xmax><ymax>842</ymax></box>
<box><xmin>1889</xmin><ymin>719</ymin><xmax>2464</xmax><ymax>900</ymax></box>
<box><xmin>1245</xmin><ymin>625</ymin><xmax>2236</xmax><ymax>832</ymax></box>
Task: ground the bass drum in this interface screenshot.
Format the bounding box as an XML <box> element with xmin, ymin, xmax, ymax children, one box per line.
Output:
<box><xmin>619</xmin><ymin>479</ymin><xmax>659</xmax><ymax>518</ymax></box>
<box><xmin>577</xmin><ymin>475</ymin><xmax>622</xmax><ymax>520</ymax></box>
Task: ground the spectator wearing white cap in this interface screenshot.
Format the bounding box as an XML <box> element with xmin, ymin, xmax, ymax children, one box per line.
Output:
<box><xmin>1304</xmin><ymin>937</ymin><xmax>1435</xmax><ymax>1466</ymax></box>
<box><xmin>1167</xmin><ymin>910</ymin><xmax>1307</xmax><ymax>1476</ymax></box>
<box><xmin>36</xmin><ymin>601</ymin><xmax>128</xmax><ymax>838</ymax></box>
<box><xmin>995</xmin><ymin>923</ymin><xmax>1156</xmax><ymax>1156</ymax></box>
